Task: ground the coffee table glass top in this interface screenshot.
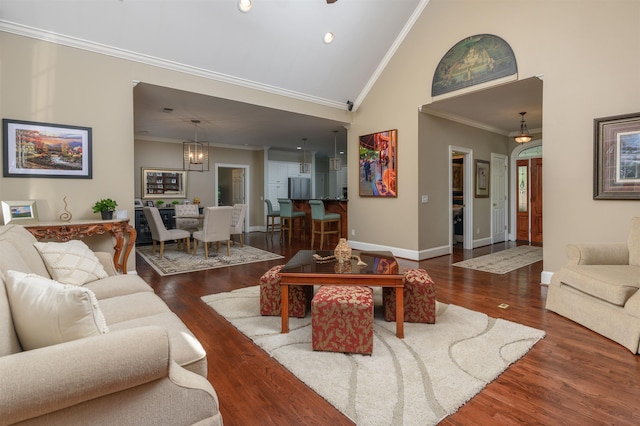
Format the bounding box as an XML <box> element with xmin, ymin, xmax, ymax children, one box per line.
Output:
<box><xmin>280</xmin><ymin>250</ymin><xmax>400</xmax><ymax>276</ymax></box>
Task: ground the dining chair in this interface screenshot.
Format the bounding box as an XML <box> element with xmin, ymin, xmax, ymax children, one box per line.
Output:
<box><xmin>174</xmin><ymin>204</ymin><xmax>201</xmax><ymax>233</ymax></box>
<box><xmin>192</xmin><ymin>206</ymin><xmax>233</xmax><ymax>259</ymax></box>
<box><xmin>230</xmin><ymin>204</ymin><xmax>248</xmax><ymax>247</ymax></box>
<box><xmin>309</xmin><ymin>199</ymin><xmax>341</xmax><ymax>249</ymax></box>
<box><xmin>264</xmin><ymin>199</ymin><xmax>280</xmax><ymax>239</ymax></box>
<box><xmin>142</xmin><ymin>206</ymin><xmax>191</xmax><ymax>259</ymax></box>
<box><xmin>278</xmin><ymin>199</ymin><xmax>306</xmax><ymax>245</ymax></box>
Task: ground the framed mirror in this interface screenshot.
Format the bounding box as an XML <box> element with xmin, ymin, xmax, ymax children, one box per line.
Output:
<box><xmin>142</xmin><ymin>168</ymin><xmax>187</xmax><ymax>199</ymax></box>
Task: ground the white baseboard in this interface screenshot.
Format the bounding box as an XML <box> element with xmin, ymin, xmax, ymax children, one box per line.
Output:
<box><xmin>541</xmin><ymin>270</ymin><xmax>553</xmax><ymax>285</ymax></box>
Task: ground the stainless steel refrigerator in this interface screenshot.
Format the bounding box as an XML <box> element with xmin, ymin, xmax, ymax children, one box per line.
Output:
<box><xmin>288</xmin><ymin>177</ymin><xmax>311</xmax><ymax>200</ymax></box>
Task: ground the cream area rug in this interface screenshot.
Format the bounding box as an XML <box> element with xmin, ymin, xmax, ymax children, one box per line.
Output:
<box><xmin>201</xmin><ymin>286</ymin><xmax>545</xmax><ymax>425</ymax></box>
<box><xmin>452</xmin><ymin>246</ymin><xmax>542</xmax><ymax>274</ymax></box>
<box><xmin>137</xmin><ymin>243</ymin><xmax>283</xmax><ymax>276</ymax></box>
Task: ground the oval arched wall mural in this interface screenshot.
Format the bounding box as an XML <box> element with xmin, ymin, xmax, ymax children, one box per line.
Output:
<box><xmin>432</xmin><ymin>34</ymin><xmax>517</xmax><ymax>97</ymax></box>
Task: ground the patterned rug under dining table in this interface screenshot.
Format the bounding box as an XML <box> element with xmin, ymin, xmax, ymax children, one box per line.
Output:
<box><xmin>278</xmin><ymin>249</ymin><xmax>406</xmax><ymax>338</ymax></box>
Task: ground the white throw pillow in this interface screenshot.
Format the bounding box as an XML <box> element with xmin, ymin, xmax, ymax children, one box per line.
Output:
<box><xmin>34</xmin><ymin>240</ymin><xmax>108</xmax><ymax>286</ymax></box>
<box><xmin>5</xmin><ymin>270</ymin><xmax>109</xmax><ymax>350</ymax></box>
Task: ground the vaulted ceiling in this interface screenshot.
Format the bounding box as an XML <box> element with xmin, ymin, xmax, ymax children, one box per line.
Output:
<box><xmin>0</xmin><ymin>0</ymin><xmax>542</xmax><ymax>158</ymax></box>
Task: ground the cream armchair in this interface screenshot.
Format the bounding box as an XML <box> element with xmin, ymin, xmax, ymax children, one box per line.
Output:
<box><xmin>546</xmin><ymin>217</ymin><xmax>640</xmax><ymax>353</ymax></box>
<box><xmin>193</xmin><ymin>206</ymin><xmax>233</xmax><ymax>259</ymax></box>
<box><xmin>230</xmin><ymin>204</ymin><xmax>248</xmax><ymax>247</ymax></box>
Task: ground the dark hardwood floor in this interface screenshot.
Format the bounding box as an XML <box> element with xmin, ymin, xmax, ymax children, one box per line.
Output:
<box><xmin>135</xmin><ymin>233</ymin><xmax>640</xmax><ymax>425</ymax></box>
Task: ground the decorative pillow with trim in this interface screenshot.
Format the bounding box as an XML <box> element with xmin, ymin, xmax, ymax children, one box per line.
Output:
<box><xmin>34</xmin><ymin>240</ymin><xmax>108</xmax><ymax>286</ymax></box>
<box><xmin>5</xmin><ymin>270</ymin><xmax>109</xmax><ymax>350</ymax></box>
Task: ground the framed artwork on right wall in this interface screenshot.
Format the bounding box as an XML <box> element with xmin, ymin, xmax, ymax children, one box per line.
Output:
<box><xmin>475</xmin><ymin>159</ymin><xmax>490</xmax><ymax>198</ymax></box>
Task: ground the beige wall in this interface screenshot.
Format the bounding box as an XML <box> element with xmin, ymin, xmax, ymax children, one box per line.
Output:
<box><xmin>2</xmin><ymin>0</ymin><xmax>640</xmax><ymax>274</ymax></box>
<box><xmin>0</xmin><ymin>31</ymin><xmax>348</xmax><ymax>272</ymax></box>
<box><xmin>134</xmin><ymin>139</ymin><xmax>265</xmax><ymax>227</ymax></box>
<box><xmin>349</xmin><ymin>0</ymin><xmax>640</xmax><ymax>271</ymax></box>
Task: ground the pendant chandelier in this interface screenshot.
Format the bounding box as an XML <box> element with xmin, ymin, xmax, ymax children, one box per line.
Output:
<box><xmin>183</xmin><ymin>120</ymin><xmax>209</xmax><ymax>172</ymax></box>
<box><xmin>330</xmin><ymin>130</ymin><xmax>342</xmax><ymax>171</ymax></box>
<box><xmin>514</xmin><ymin>112</ymin><xmax>533</xmax><ymax>144</ymax></box>
<box><xmin>299</xmin><ymin>138</ymin><xmax>310</xmax><ymax>174</ymax></box>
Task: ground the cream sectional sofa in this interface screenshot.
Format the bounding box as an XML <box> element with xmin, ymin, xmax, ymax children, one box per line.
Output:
<box><xmin>0</xmin><ymin>224</ymin><xmax>223</xmax><ymax>425</ymax></box>
<box><xmin>546</xmin><ymin>217</ymin><xmax>640</xmax><ymax>354</ymax></box>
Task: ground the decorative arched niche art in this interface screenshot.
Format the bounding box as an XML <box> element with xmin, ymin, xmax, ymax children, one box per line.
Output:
<box><xmin>432</xmin><ymin>34</ymin><xmax>517</xmax><ymax>97</ymax></box>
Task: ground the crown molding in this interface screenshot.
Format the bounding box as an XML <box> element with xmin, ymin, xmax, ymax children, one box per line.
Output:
<box><xmin>0</xmin><ymin>20</ymin><xmax>348</xmax><ymax>111</ymax></box>
<box><xmin>420</xmin><ymin>107</ymin><xmax>510</xmax><ymax>136</ymax></box>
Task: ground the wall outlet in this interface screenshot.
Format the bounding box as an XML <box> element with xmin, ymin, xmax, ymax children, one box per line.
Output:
<box><xmin>421</xmin><ymin>195</ymin><xmax>428</xmax><ymax>203</ymax></box>
<box><xmin>351</xmin><ymin>229</ymin><xmax>356</xmax><ymax>236</ymax></box>
<box><xmin>476</xmin><ymin>227</ymin><xmax>480</xmax><ymax>235</ymax></box>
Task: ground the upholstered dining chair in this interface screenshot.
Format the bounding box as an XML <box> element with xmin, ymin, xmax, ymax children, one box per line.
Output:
<box><xmin>309</xmin><ymin>199</ymin><xmax>341</xmax><ymax>249</ymax></box>
<box><xmin>174</xmin><ymin>204</ymin><xmax>201</xmax><ymax>233</ymax></box>
<box><xmin>264</xmin><ymin>199</ymin><xmax>280</xmax><ymax>239</ymax></box>
<box><xmin>142</xmin><ymin>206</ymin><xmax>191</xmax><ymax>259</ymax></box>
<box><xmin>278</xmin><ymin>199</ymin><xmax>306</xmax><ymax>245</ymax></box>
<box><xmin>192</xmin><ymin>206</ymin><xmax>233</xmax><ymax>259</ymax></box>
<box><xmin>230</xmin><ymin>203</ymin><xmax>248</xmax><ymax>247</ymax></box>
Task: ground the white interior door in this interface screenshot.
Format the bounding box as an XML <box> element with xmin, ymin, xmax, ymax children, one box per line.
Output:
<box><xmin>232</xmin><ymin>169</ymin><xmax>245</xmax><ymax>205</ymax></box>
<box><xmin>491</xmin><ymin>153</ymin><xmax>508</xmax><ymax>243</ymax></box>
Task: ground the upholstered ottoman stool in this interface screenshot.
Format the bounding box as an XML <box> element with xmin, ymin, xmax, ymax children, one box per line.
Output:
<box><xmin>312</xmin><ymin>285</ymin><xmax>374</xmax><ymax>355</ymax></box>
<box><xmin>383</xmin><ymin>268</ymin><xmax>436</xmax><ymax>323</ymax></box>
<box><xmin>259</xmin><ymin>264</ymin><xmax>313</xmax><ymax>318</ymax></box>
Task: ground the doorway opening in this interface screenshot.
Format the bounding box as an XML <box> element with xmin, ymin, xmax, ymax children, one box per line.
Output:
<box><xmin>449</xmin><ymin>146</ymin><xmax>473</xmax><ymax>251</ymax></box>
<box><xmin>510</xmin><ymin>142</ymin><xmax>542</xmax><ymax>244</ymax></box>
<box><xmin>216</xmin><ymin>163</ymin><xmax>250</xmax><ymax>232</ymax></box>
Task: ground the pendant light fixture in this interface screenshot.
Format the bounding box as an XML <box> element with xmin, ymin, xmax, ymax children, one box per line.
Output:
<box><xmin>514</xmin><ymin>112</ymin><xmax>533</xmax><ymax>144</ymax></box>
<box><xmin>299</xmin><ymin>138</ymin><xmax>310</xmax><ymax>174</ymax></box>
<box><xmin>183</xmin><ymin>120</ymin><xmax>209</xmax><ymax>172</ymax></box>
<box><xmin>330</xmin><ymin>130</ymin><xmax>342</xmax><ymax>171</ymax></box>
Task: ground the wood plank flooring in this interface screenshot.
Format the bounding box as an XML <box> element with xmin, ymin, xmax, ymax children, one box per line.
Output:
<box><xmin>135</xmin><ymin>233</ymin><xmax>640</xmax><ymax>425</ymax></box>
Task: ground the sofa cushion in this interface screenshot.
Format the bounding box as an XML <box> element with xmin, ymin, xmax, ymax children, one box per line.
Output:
<box><xmin>83</xmin><ymin>274</ymin><xmax>154</xmax><ymax>300</ymax></box>
<box><xmin>628</xmin><ymin>217</ymin><xmax>640</xmax><ymax>267</ymax></box>
<box><xmin>35</xmin><ymin>240</ymin><xmax>108</xmax><ymax>286</ymax></box>
<box><xmin>0</xmin><ymin>274</ymin><xmax>22</xmax><ymax>356</ymax></box>
<box><xmin>559</xmin><ymin>265</ymin><xmax>640</xmax><ymax>306</ymax></box>
<box><xmin>98</xmin><ymin>292</ymin><xmax>171</xmax><ymax>325</ymax></box>
<box><xmin>5</xmin><ymin>271</ymin><xmax>109</xmax><ymax>350</ymax></box>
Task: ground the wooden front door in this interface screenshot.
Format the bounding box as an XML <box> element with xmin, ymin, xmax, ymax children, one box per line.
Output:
<box><xmin>516</xmin><ymin>158</ymin><xmax>543</xmax><ymax>243</ymax></box>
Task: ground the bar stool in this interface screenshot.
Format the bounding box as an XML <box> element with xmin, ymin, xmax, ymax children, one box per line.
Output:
<box><xmin>264</xmin><ymin>199</ymin><xmax>280</xmax><ymax>239</ymax></box>
<box><xmin>278</xmin><ymin>199</ymin><xmax>306</xmax><ymax>245</ymax></box>
<box><xmin>309</xmin><ymin>199</ymin><xmax>341</xmax><ymax>249</ymax></box>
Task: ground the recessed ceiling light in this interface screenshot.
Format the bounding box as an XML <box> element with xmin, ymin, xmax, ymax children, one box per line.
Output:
<box><xmin>323</xmin><ymin>32</ymin><xmax>334</xmax><ymax>44</ymax></box>
<box><xmin>238</xmin><ymin>0</ymin><xmax>252</xmax><ymax>13</ymax></box>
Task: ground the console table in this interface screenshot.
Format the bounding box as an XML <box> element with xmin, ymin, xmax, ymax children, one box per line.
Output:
<box><xmin>25</xmin><ymin>219</ymin><xmax>136</xmax><ymax>274</ymax></box>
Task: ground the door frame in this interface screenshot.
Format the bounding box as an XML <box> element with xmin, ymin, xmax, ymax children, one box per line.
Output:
<box><xmin>490</xmin><ymin>152</ymin><xmax>508</xmax><ymax>244</ymax></box>
<box><xmin>509</xmin><ymin>140</ymin><xmax>541</xmax><ymax>241</ymax></box>
<box><xmin>215</xmin><ymin>163</ymin><xmax>250</xmax><ymax>231</ymax></box>
<box><xmin>449</xmin><ymin>145</ymin><xmax>474</xmax><ymax>251</ymax></box>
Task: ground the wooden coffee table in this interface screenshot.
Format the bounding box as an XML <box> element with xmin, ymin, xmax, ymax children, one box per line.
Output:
<box><xmin>278</xmin><ymin>250</ymin><xmax>406</xmax><ymax>338</ymax></box>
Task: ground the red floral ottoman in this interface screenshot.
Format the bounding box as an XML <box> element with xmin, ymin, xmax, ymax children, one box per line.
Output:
<box><xmin>383</xmin><ymin>268</ymin><xmax>436</xmax><ymax>323</ymax></box>
<box><xmin>312</xmin><ymin>285</ymin><xmax>374</xmax><ymax>355</ymax></box>
<box><xmin>259</xmin><ymin>265</ymin><xmax>313</xmax><ymax>318</ymax></box>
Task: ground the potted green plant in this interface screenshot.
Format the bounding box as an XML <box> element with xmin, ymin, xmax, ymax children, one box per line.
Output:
<box><xmin>156</xmin><ymin>200</ymin><xmax>165</xmax><ymax>208</ymax></box>
<box><xmin>171</xmin><ymin>200</ymin><xmax>180</xmax><ymax>207</ymax></box>
<box><xmin>92</xmin><ymin>198</ymin><xmax>118</xmax><ymax>220</ymax></box>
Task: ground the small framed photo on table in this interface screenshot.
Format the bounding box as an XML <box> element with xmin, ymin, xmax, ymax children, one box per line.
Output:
<box><xmin>145</xmin><ymin>200</ymin><xmax>155</xmax><ymax>207</ymax></box>
<box><xmin>1</xmin><ymin>200</ymin><xmax>39</xmax><ymax>225</ymax></box>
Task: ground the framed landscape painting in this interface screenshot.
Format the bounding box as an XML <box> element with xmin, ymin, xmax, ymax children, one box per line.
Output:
<box><xmin>359</xmin><ymin>129</ymin><xmax>397</xmax><ymax>197</ymax></box>
<box><xmin>594</xmin><ymin>112</ymin><xmax>640</xmax><ymax>199</ymax></box>
<box><xmin>2</xmin><ymin>119</ymin><xmax>92</xmax><ymax>179</ymax></box>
